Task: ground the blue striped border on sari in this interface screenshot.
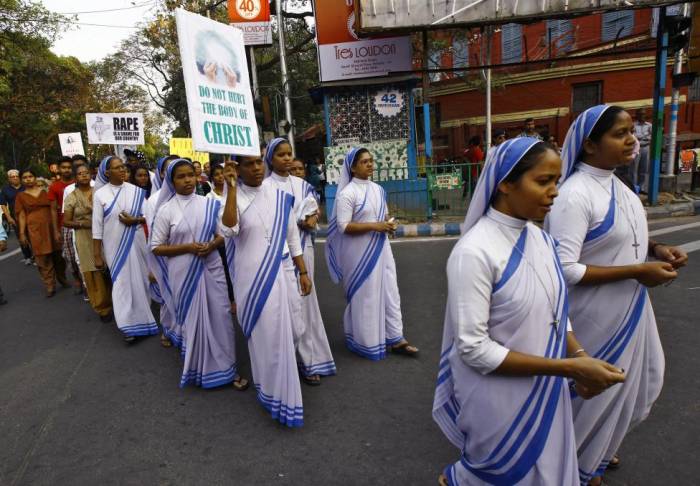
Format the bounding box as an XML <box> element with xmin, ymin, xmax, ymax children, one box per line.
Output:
<box><xmin>240</xmin><ymin>190</ymin><xmax>294</xmax><ymax>338</ymax></box>
<box><xmin>584</xmin><ymin>181</ymin><xmax>615</xmax><ymax>243</ymax></box>
<box><xmin>110</xmin><ymin>187</ymin><xmax>145</xmax><ymax>281</ymax></box>
<box><xmin>254</xmin><ymin>384</ymin><xmax>304</xmax><ymax>428</ymax></box>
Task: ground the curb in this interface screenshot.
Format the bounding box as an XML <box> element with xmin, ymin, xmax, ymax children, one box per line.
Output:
<box><xmin>316</xmin><ymin>200</ymin><xmax>700</xmax><ymax>238</ymax></box>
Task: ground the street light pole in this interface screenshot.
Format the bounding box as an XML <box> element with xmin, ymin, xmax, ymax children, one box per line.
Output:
<box><xmin>276</xmin><ymin>0</ymin><xmax>295</xmax><ymax>152</ymax></box>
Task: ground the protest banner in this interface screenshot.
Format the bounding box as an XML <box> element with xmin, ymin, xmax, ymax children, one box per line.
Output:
<box><xmin>228</xmin><ymin>0</ymin><xmax>272</xmax><ymax>45</ymax></box>
<box><xmin>85</xmin><ymin>113</ymin><xmax>144</xmax><ymax>145</ymax></box>
<box><xmin>169</xmin><ymin>138</ymin><xmax>210</xmax><ymax>163</ymax></box>
<box><xmin>175</xmin><ymin>8</ymin><xmax>260</xmax><ymax>156</ymax></box>
<box><xmin>58</xmin><ymin>133</ymin><xmax>85</xmax><ymax>156</ymax></box>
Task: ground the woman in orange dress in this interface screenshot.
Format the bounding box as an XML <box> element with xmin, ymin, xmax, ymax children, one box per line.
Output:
<box><xmin>15</xmin><ymin>169</ymin><xmax>67</xmax><ymax>296</ymax></box>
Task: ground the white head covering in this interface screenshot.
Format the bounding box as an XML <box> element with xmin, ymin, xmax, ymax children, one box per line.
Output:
<box><xmin>153</xmin><ymin>156</ymin><xmax>170</xmax><ymax>191</ymax></box>
<box><xmin>325</xmin><ymin>147</ymin><xmax>366</xmax><ymax>284</ymax></box>
<box><xmin>155</xmin><ymin>158</ymin><xmax>194</xmax><ymax>210</ymax></box>
<box><xmin>94</xmin><ymin>155</ymin><xmax>116</xmax><ymax>191</ymax></box>
<box><xmin>263</xmin><ymin>137</ymin><xmax>290</xmax><ymax>178</ymax></box>
<box><xmin>559</xmin><ymin>104</ymin><xmax>612</xmax><ymax>185</ymax></box>
<box><xmin>462</xmin><ymin>137</ymin><xmax>541</xmax><ymax>235</ymax></box>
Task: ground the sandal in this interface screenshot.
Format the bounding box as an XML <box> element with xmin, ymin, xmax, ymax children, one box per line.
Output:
<box><xmin>438</xmin><ymin>473</ymin><xmax>449</xmax><ymax>486</ymax></box>
<box><xmin>46</xmin><ymin>289</ymin><xmax>56</xmax><ymax>298</ymax></box>
<box><xmin>232</xmin><ymin>376</ymin><xmax>250</xmax><ymax>391</ymax></box>
<box><xmin>607</xmin><ymin>454</ymin><xmax>620</xmax><ymax>470</ymax></box>
<box><xmin>302</xmin><ymin>374</ymin><xmax>321</xmax><ymax>386</ymax></box>
<box><xmin>123</xmin><ymin>335</ymin><xmax>136</xmax><ymax>344</ymax></box>
<box><xmin>160</xmin><ymin>334</ymin><xmax>172</xmax><ymax>348</ymax></box>
<box><xmin>390</xmin><ymin>340</ymin><xmax>419</xmax><ymax>356</ymax></box>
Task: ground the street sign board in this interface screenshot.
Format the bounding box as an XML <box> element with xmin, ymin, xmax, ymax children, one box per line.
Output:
<box><xmin>228</xmin><ymin>0</ymin><xmax>272</xmax><ymax>45</ymax></box>
<box><xmin>357</xmin><ymin>0</ymin><xmax>686</xmax><ymax>32</ymax></box>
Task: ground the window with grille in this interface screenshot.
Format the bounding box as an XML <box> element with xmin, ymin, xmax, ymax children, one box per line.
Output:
<box><xmin>690</xmin><ymin>76</ymin><xmax>700</xmax><ymax>101</ymax></box>
<box><xmin>452</xmin><ymin>37</ymin><xmax>468</xmax><ymax>77</ymax></box>
<box><xmin>572</xmin><ymin>82</ymin><xmax>602</xmax><ymax>115</ymax></box>
<box><xmin>429</xmin><ymin>47</ymin><xmax>442</xmax><ymax>82</ymax></box>
<box><xmin>602</xmin><ymin>10</ymin><xmax>635</xmax><ymax>42</ymax></box>
<box><xmin>501</xmin><ymin>23</ymin><xmax>522</xmax><ymax>64</ymax></box>
<box><xmin>546</xmin><ymin>19</ymin><xmax>574</xmax><ymax>55</ymax></box>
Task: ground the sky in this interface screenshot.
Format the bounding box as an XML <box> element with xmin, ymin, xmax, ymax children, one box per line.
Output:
<box><xmin>41</xmin><ymin>0</ymin><xmax>160</xmax><ymax>62</ymax></box>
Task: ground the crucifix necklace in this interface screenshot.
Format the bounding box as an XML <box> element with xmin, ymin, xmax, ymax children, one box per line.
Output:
<box><xmin>497</xmin><ymin>226</ymin><xmax>561</xmax><ymax>335</ymax></box>
<box><xmin>590</xmin><ymin>176</ymin><xmax>641</xmax><ymax>259</ymax></box>
<box><xmin>244</xmin><ymin>186</ymin><xmax>272</xmax><ymax>245</ymax></box>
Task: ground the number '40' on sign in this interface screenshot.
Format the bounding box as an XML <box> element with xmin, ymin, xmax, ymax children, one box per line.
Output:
<box><xmin>236</xmin><ymin>0</ymin><xmax>261</xmax><ymax>19</ymax></box>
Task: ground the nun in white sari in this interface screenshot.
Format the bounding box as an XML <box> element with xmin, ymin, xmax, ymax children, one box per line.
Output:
<box><xmin>150</xmin><ymin>159</ymin><xmax>245</xmax><ymax>389</ymax></box>
<box><xmin>92</xmin><ymin>156</ymin><xmax>158</xmax><ymax>341</ymax></box>
<box><xmin>433</xmin><ymin>138</ymin><xmax>625</xmax><ymax>486</ymax></box>
<box><xmin>231</xmin><ymin>154</ymin><xmax>312</xmax><ymax>427</ymax></box>
<box><xmin>264</xmin><ymin>138</ymin><xmax>336</xmax><ymax>381</ymax></box>
<box><xmin>145</xmin><ymin>155</ymin><xmax>177</xmax><ymax>347</ymax></box>
<box><xmin>546</xmin><ymin>105</ymin><xmax>684</xmax><ymax>484</ymax></box>
<box><xmin>325</xmin><ymin>147</ymin><xmax>418</xmax><ymax>360</ymax></box>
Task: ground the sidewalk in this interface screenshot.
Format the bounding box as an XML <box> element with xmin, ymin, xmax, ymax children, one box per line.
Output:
<box><xmin>317</xmin><ymin>195</ymin><xmax>700</xmax><ymax>238</ymax></box>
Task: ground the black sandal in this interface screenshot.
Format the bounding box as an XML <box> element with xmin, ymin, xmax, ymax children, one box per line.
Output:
<box><xmin>607</xmin><ymin>454</ymin><xmax>620</xmax><ymax>470</ymax></box>
<box><xmin>391</xmin><ymin>341</ymin><xmax>419</xmax><ymax>356</ymax></box>
<box><xmin>302</xmin><ymin>374</ymin><xmax>321</xmax><ymax>386</ymax></box>
<box><xmin>232</xmin><ymin>376</ymin><xmax>250</xmax><ymax>391</ymax></box>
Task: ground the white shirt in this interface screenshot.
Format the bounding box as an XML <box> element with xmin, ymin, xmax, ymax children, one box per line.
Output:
<box><xmin>634</xmin><ymin>121</ymin><xmax>652</xmax><ymax>146</ymax></box>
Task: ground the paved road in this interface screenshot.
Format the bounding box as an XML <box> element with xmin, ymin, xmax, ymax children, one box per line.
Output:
<box><xmin>1</xmin><ymin>216</ymin><xmax>698</xmax><ymax>485</ymax></box>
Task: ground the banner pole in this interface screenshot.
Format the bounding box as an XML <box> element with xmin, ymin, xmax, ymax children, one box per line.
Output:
<box><xmin>248</xmin><ymin>46</ymin><xmax>259</xmax><ymax>101</ymax></box>
<box><xmin>276</xmin><ymin>0</ymin><xmax>295</xmax><ymax>152</ymax></box>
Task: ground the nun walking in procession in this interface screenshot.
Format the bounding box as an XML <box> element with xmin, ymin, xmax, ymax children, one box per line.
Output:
<box><xmin>145</xmin><ymin>155</ymin><xmax>180</xmax><ymax>348</ymax></box>
<box><xmin>325</xmin><ymin>147</ymin><xmax>418</xmax><ymax>360</ymax></box>
<box><xmin>263</xmin><ymin>138</ymin><xmax>336</xmax><ymax>385</ymax></box>
<box><xmin>545</xmin><ymin>105</ymin><xmax>688</xmax><ymax>485</ymax></box>
<box><xmin>433</xmin><ymin>138</ymin><xmax>626</xmax><ymax>486</ymax></box>
<box><xmin>230</xmin><ymin>153</ymin><xmax>313</xmax><ymax>427</ymax></box>
<box><xmin>150</xmin><ymin>159</ymin><xmax>248</xmax><ymax>390</ymax></box>
<box><xmin>92</xmin><ymin>156</ymin><xmax>158</xmax><ymax>343</ymax></box>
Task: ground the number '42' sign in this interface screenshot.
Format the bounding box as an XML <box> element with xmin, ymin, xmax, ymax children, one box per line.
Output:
<box><xmin>236</xmin><ymin>0</ymin><xmax>262</xmax><ymax>19</ymax></box>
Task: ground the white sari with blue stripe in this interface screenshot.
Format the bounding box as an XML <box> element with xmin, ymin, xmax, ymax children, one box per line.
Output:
<box><xmin>144</xmin><ymin>188</ymin><xmax>175</xmax><ymax>343</ymax></box>
<box><xmin>546</xmin><ymin>163</ymin><xmax>664</xmax><ymax>484</ymax></box>
<box><xmin>265</xmin><ymin>173</ymin><xmax>336</xmax><ymax>377</ymax></box>
<box><xmin>92</xmin><ymin>182</ymin><xmax>157</xmax><ymax>337</ymax></box>
<box><xmin>233</xmin><ymin>182</ymin><xmax>304</xmax><ymax>427</ymax></box>
<box><xmin>150</xmin><ymin>193</ymin><xmax>238</xmax><ymax>388</ymax></box>
<box><xmin>434</xmin><ymin>209</ymin><xmax>579</xmax><ymax>486</ymax></box>
<box><xmin>329</xmin><ymin>178</ymin><xmax>404</xmax><ymax>360</ymax></box>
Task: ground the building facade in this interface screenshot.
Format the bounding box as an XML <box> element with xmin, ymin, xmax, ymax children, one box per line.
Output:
<box><xmin>427</xmin><ymin>6</ymin><xmax>697</xmax><ymax>159</ymax></box>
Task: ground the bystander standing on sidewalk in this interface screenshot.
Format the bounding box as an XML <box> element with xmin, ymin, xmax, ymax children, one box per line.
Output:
<box><xmin>0</xmin><ymin>220</ymin><xmax>8</xmax><ymax>305</ymax></box>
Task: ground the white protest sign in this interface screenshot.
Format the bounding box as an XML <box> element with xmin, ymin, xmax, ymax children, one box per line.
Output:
<box><xmin>85</xmin><ymin>113</ymin><xmax>144</xmax><ymax>145</ymax></box>
<box><xmin>175</xmin><ymin>8</ymin><xmax>260</xmax><ymax>156</ymax></box>
<box><xmin>58</xmin><ymin>132</ymin><xmax>85</xmax><ymax>156</ymax></box>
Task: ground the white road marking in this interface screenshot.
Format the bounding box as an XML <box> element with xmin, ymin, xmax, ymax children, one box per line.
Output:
<box><xmin>649</xmin><ymin>221</ymin><xmax>700</xmax><ymax>237</ymax></box>
<box><xmin>679</xmin><ymin>240</ymin><xmax>700</xmax><ymax>254</ymax></box>
<box><xmin>0</xmin><ymin>248</ymin><xmax>21</xmax><ymax>261</ymax></box>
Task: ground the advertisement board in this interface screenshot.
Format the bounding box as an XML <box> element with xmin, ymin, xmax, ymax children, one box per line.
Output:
<box><xmin>315</xmin><ymin>0</ymin><xmax>412</xmax><ymax>82</ymax></box>
<box><xmin>228</xmin><ymin>0</ymin><xmax>272</xmax><ymax>45</ymax></box>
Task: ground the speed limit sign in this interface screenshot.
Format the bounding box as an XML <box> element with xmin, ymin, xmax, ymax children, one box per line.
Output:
<box><xmin>235</xmin><ymin>0</ymin><xmax>262</xmax><ymax>20</ymax></box>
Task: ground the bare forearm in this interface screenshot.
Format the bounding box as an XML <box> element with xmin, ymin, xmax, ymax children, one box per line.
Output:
<box><xmin>92</xmin><ymin>239</ymin><xmax>103</xmax><ymax>259</ymax></box>
<box><xmin>578</xmin><ymin>264</ymin><xmax>640</xmax><ymax>285</ymax></box>
<box><xmin>50</xmin><ymin>201</ymin><xmax>59</xmax><ymax>230</ymax></box>
<box><xmin>292</xmin><ymin>255</ymin><xmax>307</xmax><ymax>274</ymax></box>
<box><xmin>153</xmin><ymin>244</ymin><xmax>193</xmax><ymax>257</ymax></box>
<box><xmin>343</xmin><ymin>222</ymin><xmax>379</xmax><ymax>235</ymax></box>
<box><xmin>222</xmin><ymin>185</ymin><xmax>237</xmax><ymax>228</ymax></box>
<box><xmin>493</xmin><ymin>350</ymin><xmax>575</xmax><ymax>378</ymax></box>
